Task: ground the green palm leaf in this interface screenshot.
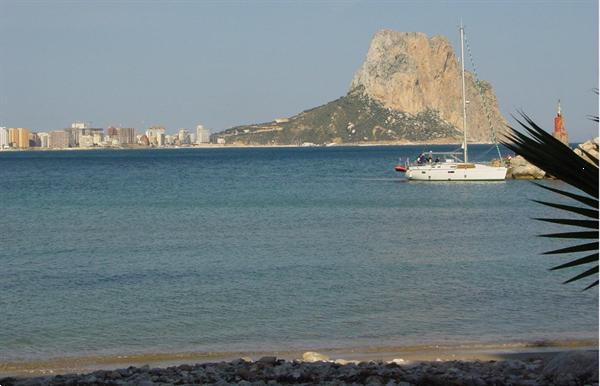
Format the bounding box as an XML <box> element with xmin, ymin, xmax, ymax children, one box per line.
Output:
<box><xmin>502</xmin><ymin>112</ymin><xmax>599</xmax><ymax>290</ymax></box>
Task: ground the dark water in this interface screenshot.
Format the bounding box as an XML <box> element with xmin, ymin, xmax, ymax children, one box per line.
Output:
<box><xmin>0</xmin><ymin>145</ymin><xmax>597</xmax><ymax>362</ymax></box>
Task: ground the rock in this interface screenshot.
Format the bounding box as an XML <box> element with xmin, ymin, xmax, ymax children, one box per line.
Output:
<box><xmin>365</xmin><ymin>375</ymin><xmax>384</xmax><ymax>385</ymax></box>
<box><xmin>302</xmin><ymin>351</ymin><xmax>330</xmax><ymax>362</ymax></box>
<box><xmin>391</xmin><ymin>358</ymin><xmax>406</xmax><ymax>364</ymax></box>
<box><xmin>351</xmin><ymin>30</ymin><xmax>505</xmax><ymax>142</ymax></box>
<box><xmin>506</xmin><ymin>155</ymin><xmax>546</xmax><ymax>179</ymax></box>
<box><xmin>105</xmin><ymin>370</ymin><xmax>122</xmax><ymax>380</ymax></box>
<box><xmin>178</xmin><ymin>363</ymin><xmax>193</xmax><ymax>371</ymax></box>
<box><xmin>214</xmin><ymin>29</ymin><xmax>505</xmax><ymax>145</ymax></box>
<box><xmin>541</xmin><ymin>351</ymin><xmax>599</xmax><ymax>385</ymax></box>
<box><xmin>574</xmin><ymin>137</ymin><xmax>599</xmax><ymax>165</ymax></box>
<box><xmin>257</xmin><ymin>356</ymin><xmax>278</xmax><ymax>365</ymax></box>
<box><xmin>334</xmin><ymin>358</ymin><xmax>351</xmax><ymax>365</ymax></box>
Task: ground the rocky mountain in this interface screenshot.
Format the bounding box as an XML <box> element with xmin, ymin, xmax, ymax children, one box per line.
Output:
<box><xmin>215</xmin><ymin>30</ymin><xmax>506</xmax><ymax>145</ymax></box>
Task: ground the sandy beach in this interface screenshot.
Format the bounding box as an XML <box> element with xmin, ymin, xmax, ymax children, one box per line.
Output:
<box><xmin>2</xmin><ymin>339</ymin><xmax>597</xmax><ymax>380</ymax></box>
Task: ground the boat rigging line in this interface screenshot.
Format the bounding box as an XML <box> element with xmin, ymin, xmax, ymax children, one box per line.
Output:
<box><xmin>463</xmin><ymin>29</ymin><xmax>504</xmax><ymax>161</ymax></box>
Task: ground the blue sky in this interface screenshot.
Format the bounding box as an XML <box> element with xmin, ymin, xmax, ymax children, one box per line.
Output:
<box><xmin>0</xmin><ymin>0</ymin><xmax>597</xmax><ymax>141</ymax></box>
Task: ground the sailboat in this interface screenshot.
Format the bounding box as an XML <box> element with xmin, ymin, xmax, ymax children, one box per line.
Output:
<box><xmin>395</xmin><ymin>24</ymin><xmax>507</xmax><ymax>181</ymax></box>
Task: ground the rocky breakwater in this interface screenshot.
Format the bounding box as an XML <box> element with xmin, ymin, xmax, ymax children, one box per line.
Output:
<box><xmin>574</xmin><ymin>137</ymin><xmax>599</xmax><ymax>164</ymax></box>
<box><xmin>506</xmin><ymin>155</ymin><xmax>547</xmax><ymax>179</ymax></box>
<box><xmin>216</xmin><ymin>30</ymin><xmax>506</xmax><ymax>145</ymax></box>
<box><xmin>2</xmin><ymin>350</ymin><xmax>597</xmax><ymax>386</ymax></box>
<box><xmin>506</xmin><ymin>137</ymin><xmax>599</xmax><ymax>179</ymax></box>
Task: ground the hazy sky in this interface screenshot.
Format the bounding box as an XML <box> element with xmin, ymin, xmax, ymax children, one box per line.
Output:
<box><xmin>1</xmin><ymin>0</ymin><xmax>597</xmax><ymax>141</ymax></box>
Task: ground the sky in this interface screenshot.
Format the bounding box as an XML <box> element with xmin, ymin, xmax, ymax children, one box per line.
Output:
<box><xmin>0</xmin><ymin>0</ymin><xmax>597</xmax><ymax>141</ymax></box>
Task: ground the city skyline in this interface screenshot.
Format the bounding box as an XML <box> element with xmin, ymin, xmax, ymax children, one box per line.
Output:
<box><xmin>0</xmin><ymin>1</ymin><xmax>597</xmax><ymax>141</ymax></box>
<box><xmin>0</xmin><ymin>122</ymin><xmax>211</xmax><ymax>149</ymax></box>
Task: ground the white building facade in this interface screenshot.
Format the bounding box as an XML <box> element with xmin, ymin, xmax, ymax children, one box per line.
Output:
<box><xmin>0</xmin><ymin>127</ymin><xmax>8</xmax><ymax>149</ymax></box>
<box><xmin>196</xmin><ymin>124</ymin><xmax>210</xmax><ymax>144</ymax></box>
<box><xmin>38</xmin><ymin>132</ymin><xmax>49</xmax><ymax>148</ymax></box>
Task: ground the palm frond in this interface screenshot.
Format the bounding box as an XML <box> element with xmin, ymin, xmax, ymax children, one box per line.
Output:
<box><xmin>531</xmin><ymin>200</ymin><xmax>598</xmax><ymax>219</ymax></box>
<box><xmin>551</xmin><ymin>253</ymin><xmax>598</xmax><ymax>270</ymax></box>
<box><xmin>532</xmin><ymin>182</ymin><xmax>598</xmax><ymax>207</ymax></box>
<box><xmin>502</xmin><ymin>111</ymin><xmax>599</xmax><ymax>290</ymax></box>
<box><xmin>533</xmin><ymin>218</ymin><xmax>598</xmax><ymax>229</ymax></box>
<box><xmin>539</xmin><ymin>231</ymin><xmax>598</xmax><ymax>239</ymax></box>
<box><xmin>543</xmin><ymin>242</ymin><xmax>598</xmax><ymax>255</ymax></box>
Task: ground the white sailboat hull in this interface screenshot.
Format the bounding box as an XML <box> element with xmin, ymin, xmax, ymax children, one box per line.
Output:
<box><xmin>406</xmin><ymin>163</ymin><xmax>507</xmax><ymax>181</ymax></box>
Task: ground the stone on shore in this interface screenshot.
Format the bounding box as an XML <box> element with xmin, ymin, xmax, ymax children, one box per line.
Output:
<box><xmin>2</xmin><ymin>351</ymin><xmax>599</xmax><ymax>386</ymax></box>
<box><xmin>301</xmin><ymin>351</ymin><xmax>330</xmax><ymax>362</ymax></box>
<box><xmin>574</xmin><ymin>137</ymin><xmax>599</xmax><ymax>165</ymax></box>
<box><xmin>541</xmin><ymin>350</ymin><xmax>599</xmax><ymax>386</ymax></box>
<box><xmin>506</xmin><ymin>155</ymin><xmax>546</xmax><ymax>179</ymax></box>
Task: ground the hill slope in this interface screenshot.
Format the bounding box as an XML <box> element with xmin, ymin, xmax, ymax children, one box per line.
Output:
<box><xmin>215</xmin><ymin>30</ymin><xmax>505</xmax><ymax>145</ymax></box>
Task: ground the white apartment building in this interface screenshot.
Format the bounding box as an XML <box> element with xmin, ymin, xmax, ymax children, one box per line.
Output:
<box><xmin>93</xmin><ymin>132</ymin><xmax>103</xmax><ymax>145</ymax></box>
<box><xmin>196</xmin><ymin>124</ymin><xmax>210</xmax><ymax>144</ymax></box>
<box><xmin>71</xmin><ymin>121</ymin><xmax>89</xmax><ymax>129</ymax></box>
<box><xmin>0</xmin><ymin>127</ymin><xmax>8</xmax><ymax>149</ymax></box>
<box><xmin>146</xmin><ymin>127</ymin><xmax>166</xmax><ymax>146</ymax></box>
<box><xmin>80</xmin><ymin>135</ymin><xmax>94</xmax><ymax>147</ymax></box>
<box><xmin>178</xmin><ymin>129</ymin><xmax>190</xmax><ymax>145</ymax></box>
<box><xmin>38</xmin><ymin>132</ymin><xmax>49</xmax><ymax>148</ymax></box>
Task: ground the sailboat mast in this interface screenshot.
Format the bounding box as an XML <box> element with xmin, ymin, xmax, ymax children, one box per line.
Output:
<box><xmin>460</xmin><ymin>23</ymin><xmax>468</xmax><ymax>163</ymax></box>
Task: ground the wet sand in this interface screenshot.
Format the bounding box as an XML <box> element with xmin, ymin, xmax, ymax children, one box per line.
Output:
<box><xmin>2</xmin><ymin>339</ymin><xmax>596</xmax><ymax>378</ymax></box>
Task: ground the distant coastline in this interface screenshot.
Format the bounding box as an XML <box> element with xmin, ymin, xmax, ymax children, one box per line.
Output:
<box><xmin>0</xmin><ymin>141</ymin><xmax>502</xmax><ymax>152</ymax></box>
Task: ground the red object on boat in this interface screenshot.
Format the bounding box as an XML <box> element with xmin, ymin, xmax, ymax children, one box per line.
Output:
<box><xmin>394</xmin><ymin>165</ymin><xmax>407</xmax><ymax>172</ymax></box>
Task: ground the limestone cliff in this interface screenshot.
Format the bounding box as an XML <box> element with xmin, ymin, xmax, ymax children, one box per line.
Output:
<box><xmin>215</xmin><ymin>30</ymin><xmax>506</xmax><ymax>145</ymax></box>
<box><xmin>350</xmin><ymin>30</ymin><xmax>506</xmax><ymax>142</ymax></box>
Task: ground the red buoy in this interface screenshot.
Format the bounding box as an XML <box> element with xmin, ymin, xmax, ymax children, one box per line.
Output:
<box><xmin>394</xmin><ymin>165</ymin><xmax>407</xmax><ymax>172</ymax></box>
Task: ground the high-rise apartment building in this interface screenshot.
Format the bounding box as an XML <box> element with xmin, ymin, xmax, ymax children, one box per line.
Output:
<box><xmin>38</xmin><ymin>132</ymin><xmax>49</xmax><ymax>148</ymax></box>
<box><xmin>79</xmin><ymin>135</ymin><xmax>94</xmax><ymax>147</ymax></box>
<box><xmin>146</xmin><ymin>126</ymin><xmax>166</xmax><ymax>146</ymax></box>
<box><xmin>17</xmin><ymin>128</ymin><xmax>30</xmax><ymax>149</ymax></box>
<box><xmin>107</xmin><ymin>126</ymin><xmax>118</xmax><ymax>138</ymax></box>
<box><xmin>0</xmin><ymin>127</ymin><xmax>8</xmax><ymax>149</ymax></box>
<box><xmin>49</xmin><ymin>131</ymin><xmax>69</xmax><ymax>148</ymax></box>
<box><xmin>178</xmin><ymin>129</ymin><xmax>190</xmax><ymax>145</ymax></box>
<box><xmin>29</xmin><ymin>132</ymin><xmax>40</xmax><ymax>147</ymax></box>
<box><xmin>117</xmin><ymin>127</ymin><xmax>135</xmax><ymax>145</ymax></box>
<box><xmin>71</xmin><ymin>122</ymin><xmax>88</xmax><ymax>130</ymax></box>
<box><xmin>8</xmin><ymin>128</ymin><xmax>19</xmax><ymax>147</ymax></box>
<box><xmin>93</xmin><ymin>132</ymin><xmax>103</xmax><ymax>145</ymax></box>
<box><xmin>63</xmin><ymin>122</ymin><xmax>88</xmax><ymax>147</ymax></box>
<box><xmin>196</xmin><ymin>125</ymin><xmax>210</xmax><ymax>144</ymax></box>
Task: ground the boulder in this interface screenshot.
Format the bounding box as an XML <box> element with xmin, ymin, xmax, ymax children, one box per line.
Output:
<box><xmin>574</xmin><ymin>137</ymin><xmax>599</xmax><ymax>165</ymax></box>
<box><xmin>302</xmin><ymin>351</ymin><xmax>330</xmax><ymax>362</ymax></box>
<box><xmin>541</xmin><ymin>350</ymin><xmax>598</xmax><ymax>385</ymax></box>
<box><xmin>256</xmin><ymin>356</ymin><xmax>278</xmax><ymax>365</ymax></box>
<box><xmin>506</xmin><ymin>155</ymin><xmax>546</xmax><ymax>179</ymax></box>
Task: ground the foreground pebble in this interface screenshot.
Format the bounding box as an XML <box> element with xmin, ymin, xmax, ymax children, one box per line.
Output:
<box><xmin>1</xmin><ymin>351</ymin><xmax>597</xmax><ymax>386</ymax></box>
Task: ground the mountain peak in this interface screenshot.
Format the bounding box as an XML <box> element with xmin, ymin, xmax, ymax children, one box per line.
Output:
<box><xmin>350</xmin><ymin>29</ymin><xmax>504</xmax><ymax>142</ymax></box>
<box><xmin>214</xmin><ymin>29</ymin><xmax>505</xmax><ymax>145</ymax></box>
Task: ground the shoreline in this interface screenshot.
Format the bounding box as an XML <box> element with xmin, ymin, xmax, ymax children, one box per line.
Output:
<box><xmin>0</xmin><ymin>141</ymin><xmax>500</xmax><ymax>152</ymax></box>
<box><xmin>2</xmin><ymin>338</ymin><xmax>597</xmax><ymax>378</ymax></box>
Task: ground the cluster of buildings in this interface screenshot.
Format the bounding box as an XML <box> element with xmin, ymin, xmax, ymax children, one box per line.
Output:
<box><xmin>0</xmin><ymin>122</ymin><xmax>212</xmax><ymax>150</ymax></box>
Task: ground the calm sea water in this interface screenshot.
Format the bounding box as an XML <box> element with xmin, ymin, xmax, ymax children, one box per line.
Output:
<box><xmin>0</xmin><ymin>145</ymin><xmax>597</xmax><ymax>362</ymax></box>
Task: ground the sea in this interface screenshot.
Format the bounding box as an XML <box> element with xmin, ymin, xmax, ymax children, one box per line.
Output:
<box><xmin>1</xmin><ymin>145</ymin><xmax>597</xmax><ymax>365</ymax></box>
